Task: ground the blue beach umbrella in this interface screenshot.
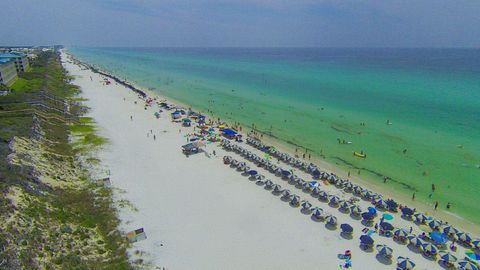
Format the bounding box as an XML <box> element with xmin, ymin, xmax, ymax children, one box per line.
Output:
<box><xmin>248</xmin><ymin>170</ymin><xmax>258</xmax><ymax>176</ymax></box>
<box><xmin>385</xmin><ymin>199</ymin><xmax>398</xmax><ymax>210</ymax></box>
<box><xmin>367</xmin><ymin>207</ymin><xmax>377</xmax><ymax>215</ymax></box>
<box><xmin>362</xmin><ymin>212</ymin><xmax>375</xmax><ymax>221</ymax></box>
<box><xmin>401</xmin><ymin>207</ymin><xmax>414</xmax><ymax>216</ymax></box>
<box><xmin>341</xmin><ymin>223</ymin><xmax>353</xmax><ymax>233</ymax></box>
<box><xmin>380</xmin><ymin>222</ymin><xmax>394</xmax><ymax>231</ymax></box>
<box><xmin>360</xmin><ymin>235</ymin><xmax>374</xmax><ymax>245</ymax></box>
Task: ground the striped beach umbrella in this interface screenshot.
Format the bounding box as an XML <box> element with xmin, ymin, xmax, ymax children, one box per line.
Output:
<box><xmin>302</xmin><ymin>181</ymin><xmax>312</xmax><ymax>192</ymax></box>
<box><xmin>350</xmin><ymin>205</ymin><xmax>362</xmax><ymax>215</ymax></box>
<box><xmin>394</xmin><ymin>228</ymin><xmax>410</xmax><ymax>238</ymax></box>
<box><xmin>428</xmin><ymin>219</ymin><xmax>442</xmax><ymax>229</ymax></box>
<box><xmin>376</xmin><ymin>199</ymin><xmax>388</xmax><ymax>209</ymax></box>
<box><xmin>272</xmin><ymin>184</ymin><xmax>283</xmax><ymax>193</ymax></box>
<box><xmin>255</xmin><ymin>174</ymin><xmax>265</xmax><ymax>181</ymax></box>
<box><xmin>376</xmin><ymin>244</ymin><xmax>393</xmax><ymax>257</ymax></box>
<box><xmin>353</xmin><ymin>185</ymin><xmax>363</xmax><ymax>195</ymax></box>
<box><xmin>439</xmin><ymin>251</ymin><xmax>457</xmax><ymax>263</ymax></box>
<box><xmin>344</xmin><ymin>182</ymin><xmax>354</xmax><ymax>190</ymax></box>
<box><xmin>281</xmin><ymin>189</ymin><xmax>291</xmax><ymax>198</ymax></box>
<box><xmin>264</xmin><ymin>180</ymin><xmax>274</xmax><ymax>189</ymax></box>
<box><xmin>339</xmin><ymin>201</ymin><xmax>351</xmax><ymax>210</ymax></box>
<box><xmin>289</xmin><ymin>195</ymin><xmax>301</xmax><ymax>206</ymax></box>
<box><xmin>397</xmin><ymin>256</ymin><xmax>415</xmax><ymax>270</ymax></box>
<box><xmin>311</xmin><ymin>207</ymin><xmax>324</xmax><ymax>218</ymax></box>
<box><xmin>301</xmin><ymin>200</ymin><xmax>312</xmax><ymax>210</ymax></box>
<box><xmin>457</xmin><ymin>232</ymin><xmax>473</xmax><ymax>243</ymax></box>
<box><xmin>458</xmin><ymin>260</ymin><xmax>479</xmax><ymax>270</ymax></box>
<box><xmin>422</xmin><ymin>243</ymin><xmax>438</xmax><ymax>254</ymax></box>
<box><xmin>329</xmin><ymin>195</ymin><xmax>341</xmax><ymax>205</ymax></box>
<box><xmin>408</xmin><ymin>235</ymin><xmax>424</xmax><ymax>247</ymax></box>
<box><xmin>311</xmin><ymin>187</ymin><xmax>321</xmax><ymax>196</ymax></box>
<box><xmin>318</xmin><ymin>191</ymin><xmax>329</xmax><ymax>200</ymax></box>
<box><xmin>414</xmin><ymin>213</ymin><xmax>428</xmax><ymax>224</ymax></box>
<box><xmin>473</xmin><ymin>239</ymin><xmax>480</xmax><ymax>249</ymax></box>
<box><xmin>443</xmin><ymin>225</ymin><xmax>458</xmax><ymax>235</ymax></box>
<box><xmin>325</xmin><ymin>215</ymin><xmax>337</xmax><ymax>225</ymax></box>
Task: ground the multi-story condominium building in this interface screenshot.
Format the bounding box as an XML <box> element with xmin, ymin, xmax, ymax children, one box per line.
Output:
<box><xmin>0</xmin><ymin>58</ymin><xmax>18</xmax><ymax>86</ymax></box>
<box><xmin>0</xmin><ymin>52</ymin><xmax>30</xmax><ymax>72</ymax></box>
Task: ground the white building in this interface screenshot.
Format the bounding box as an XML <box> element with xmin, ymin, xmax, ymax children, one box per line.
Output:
<box><xmin>0</xmin><ymin>58</ymin><xmax>18</xmax><ymax>86</ymax></box>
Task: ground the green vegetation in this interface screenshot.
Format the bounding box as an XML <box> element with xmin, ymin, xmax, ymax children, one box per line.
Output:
<box><xmin>0</xmin><ymin>51</ymin><xmax>132</xmax><ymax>269</ymax></box>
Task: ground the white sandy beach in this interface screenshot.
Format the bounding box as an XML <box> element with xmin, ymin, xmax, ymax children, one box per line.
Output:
<box><xmin>62</xmin><ymin>52</ymin><xmax>477</xmax><ymax>270</ymax></box>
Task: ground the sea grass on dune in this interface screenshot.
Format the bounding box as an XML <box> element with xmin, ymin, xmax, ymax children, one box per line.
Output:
<box><xmin>0</xmin><ymin>51</ymin><xmax>132</xmax><ymax>269</ymax></box>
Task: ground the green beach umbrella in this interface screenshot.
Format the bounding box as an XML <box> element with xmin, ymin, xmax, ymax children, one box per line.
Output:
<box><xmin>382</xmin><ymin>213</ymin><xmax>394</xmax><ymax>220</ymax></box>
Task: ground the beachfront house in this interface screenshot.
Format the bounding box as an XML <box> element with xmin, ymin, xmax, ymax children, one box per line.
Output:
<box><xmin>0</xmin><ymin>58</ymin><xmax>18</xmax><ymax>87</ymax></box>
<box><xmin>0</xmin><ymin>52</ymin><xmax>30</xmax><ymax>72</ymax></box>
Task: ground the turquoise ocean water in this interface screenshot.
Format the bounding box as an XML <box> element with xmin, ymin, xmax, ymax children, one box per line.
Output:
<box><xmin>69</xmin><ymin>47</ymin><xmax>480</xmax><ymax>224</ymax></box>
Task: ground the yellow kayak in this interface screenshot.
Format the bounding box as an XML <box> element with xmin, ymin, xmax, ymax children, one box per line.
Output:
<box><xmin>353</xmin><ymin>151</ymin><xmax>367</xmax><ymax>158</ymax></box>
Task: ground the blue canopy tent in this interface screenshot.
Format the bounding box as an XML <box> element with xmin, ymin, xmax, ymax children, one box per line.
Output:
<box><xmin>222</xmin><ymin>128</ymin><xmax>237</xmax><ymax>139</ymax></box>
<box><xmin>429</xmin><ymin>231</ymin><xmax>447</xmax><ymax>244</ymax></box>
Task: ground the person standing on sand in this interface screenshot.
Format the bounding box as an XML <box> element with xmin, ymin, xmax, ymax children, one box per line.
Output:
<box><xmin>130</xmin><ymin>115</ymin><xmax>133</xmax><ymax>121</ymax></box>
<box><xmin>412</xmin><ymin>192</ymin><xmax>415</xmax><ymax>201</ymax></box>
<box><xmin>432</xmin><ymin>183</ymin><xmax>436</xmax><ymax>193</ymax></box>
<box><xmin>434</xmin><ymin>201</ymin><xmax>439</xmax><ymax>210</ymax></box>
<box><xmin>153</xmin><ymin>135</ymin><xmax>156</xmax><ymax>141</ymax></box>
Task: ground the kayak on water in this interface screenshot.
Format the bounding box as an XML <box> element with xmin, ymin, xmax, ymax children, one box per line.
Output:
<box><xmin>353</xmin><ymin>151</ymin><xmax>367</xmax><ymax>158</ymax></box>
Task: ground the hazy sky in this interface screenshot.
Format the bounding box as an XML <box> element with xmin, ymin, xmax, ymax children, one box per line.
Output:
<box><xmin>1</xmin><ymin>0</ymin><xmax>479</xmax><ymax>47</ymax></box>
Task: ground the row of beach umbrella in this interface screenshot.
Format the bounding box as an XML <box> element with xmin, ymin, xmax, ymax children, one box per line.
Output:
<box><xmin>244</xmin><ymin>138</ymin><xmax>480</xmax><ymax>251</ymax></box>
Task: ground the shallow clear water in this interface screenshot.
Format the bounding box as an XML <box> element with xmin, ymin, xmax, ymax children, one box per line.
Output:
<box><xmin>69</xmin><ymin>47</ymin><xmax>480</xmax><ymax>224</ymax></box>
